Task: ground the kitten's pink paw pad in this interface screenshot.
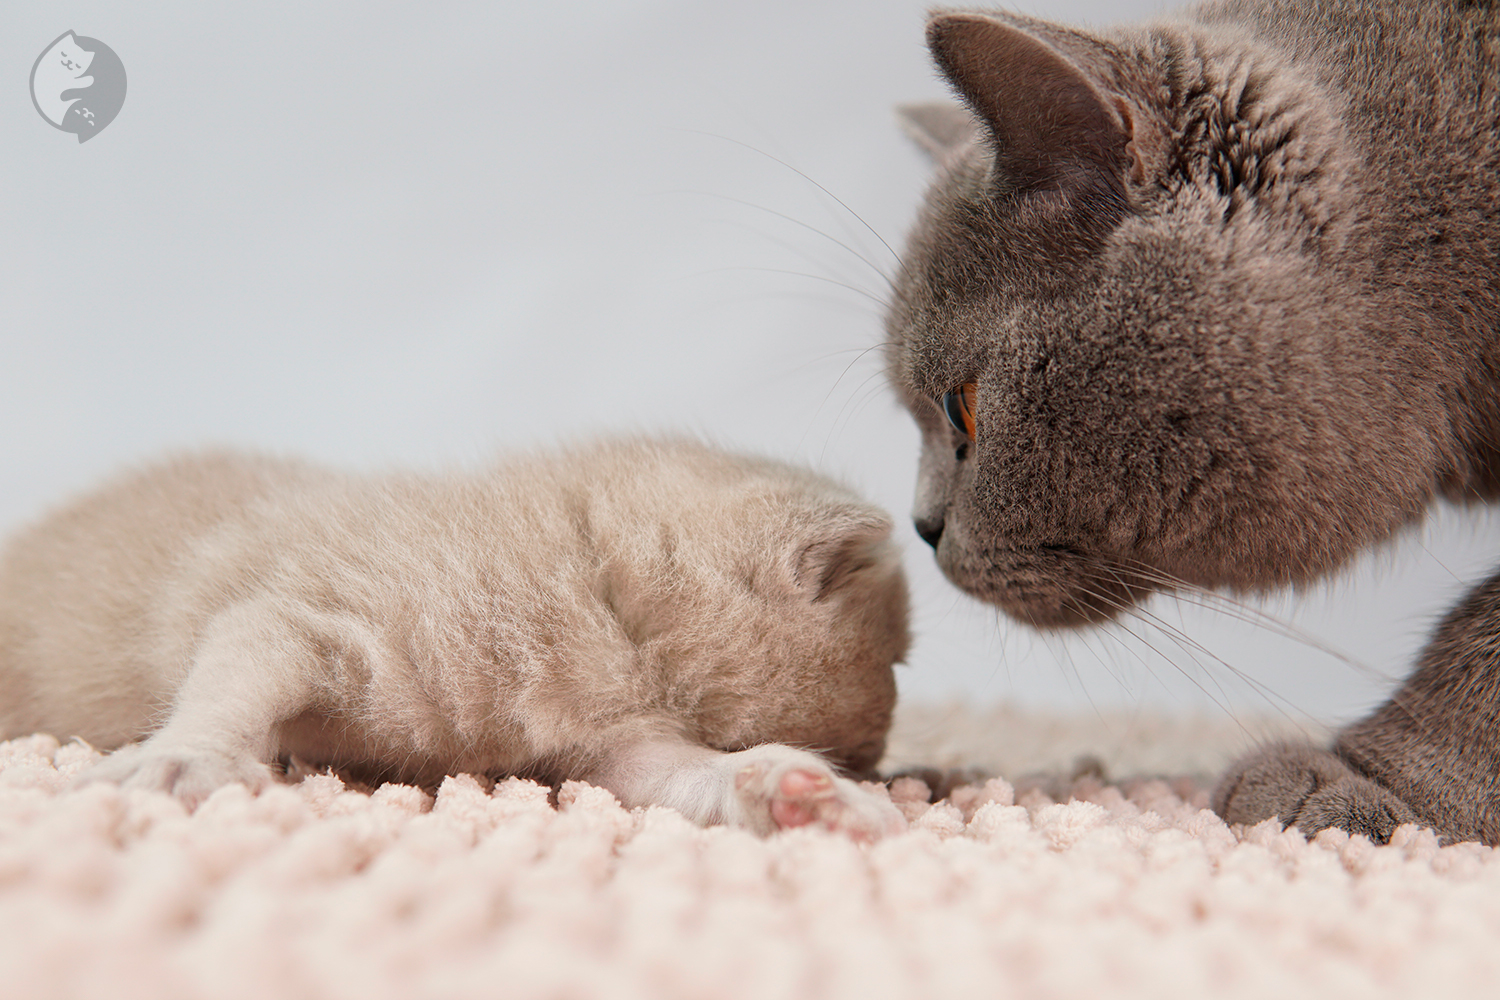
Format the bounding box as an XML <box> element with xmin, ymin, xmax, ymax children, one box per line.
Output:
<box><xmin>735</xmin><ymin>757</ymin><xmax>905</xmax><ymax>842</ymax></box>
<box><xmin>768</xmin><ymin>768</ymin><xmax>832</xmax><ymax>828</ymax></box>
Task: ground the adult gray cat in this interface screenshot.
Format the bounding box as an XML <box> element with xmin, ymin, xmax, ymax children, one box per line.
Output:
<box><xmin>886</xmin><ymin>1</ymin><xmax>1500</xmax><ymax>844</ymax></box>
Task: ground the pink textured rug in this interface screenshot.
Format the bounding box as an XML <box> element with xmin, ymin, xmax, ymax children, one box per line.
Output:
<box><xmin>1</xmin><ymin>706</ymin><xmax>1495</xmax><ymax>999</ymax></box>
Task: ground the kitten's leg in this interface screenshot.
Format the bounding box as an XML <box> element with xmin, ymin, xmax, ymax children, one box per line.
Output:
<box><xmin>1215</xmin><ymin>569</ymin><xmax>1500</xmax><ymax>845</ymax></box>
<box><xmin>80</xmin><ymin>599</ymin><xmax>320</xmax><ymax>806</ymax></box>
<box><xmin>585</xmin><ymin>736</ymin><xmax>906</xmax><ymax>841</ymax></box>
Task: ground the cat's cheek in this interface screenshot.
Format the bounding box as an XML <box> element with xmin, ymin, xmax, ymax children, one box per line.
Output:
<box><xmin>929</xmin><ymin>524</ymin><xmax>1146</xmax><ymax>628</ymax></box>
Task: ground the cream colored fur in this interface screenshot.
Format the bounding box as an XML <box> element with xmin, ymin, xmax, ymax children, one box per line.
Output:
<box><xmin>0</xmin><ymin>438</ymin><xmax>909</xmax><ymax>839</ymax></box>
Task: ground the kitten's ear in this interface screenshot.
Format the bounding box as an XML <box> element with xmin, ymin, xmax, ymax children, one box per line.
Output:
<box><xmin>925</xmin><ymin>12</ymin><xmax>1135</xmax><ymax>196</ymax></box>
<box><xmin>896</xmin><ymin>101</ymin><xmax>976</xmax><ymax>160</ymax></box>
<box><xmin>793</xmin><ymin>510</ymin><xmax>895</xmax><ymax>602</ymax></box>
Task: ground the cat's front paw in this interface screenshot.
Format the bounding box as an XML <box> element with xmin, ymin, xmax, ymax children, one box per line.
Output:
<box><xmin>1213</xmin><ymin>742</ymin><xmax>1421</xmax><ymax>844</ymax></box>
<box><xmin>733</xmin><ymin>750</ymin><xmax>906</xmax><ymax>842</ymax></box>
<box><xmin>78</xmin><ymin>742</ymin><xmax>275</xmax><ymax>808</ymax></box>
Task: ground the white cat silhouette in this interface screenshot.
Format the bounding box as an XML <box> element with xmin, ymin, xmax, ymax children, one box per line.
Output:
<box><xmin>31</xmin><ymin>33</ymin><xmax>95</xmax><ymax>128</ymax></box>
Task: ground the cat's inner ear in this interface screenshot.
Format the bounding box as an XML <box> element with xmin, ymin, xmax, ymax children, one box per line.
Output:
<box><xmin>925</xmin><ymin>12</ymin><xmax>1132</xmax><ymax>196</ymax></box>
<box><xmin>896</xmin><ymin>101</ymin><xmax>976</xmax><ymax>160</ymax></box>
<box><xmin>793</xmin><ymin>512</ymin><xmax>894</xmax><ymax>602</ymax></box>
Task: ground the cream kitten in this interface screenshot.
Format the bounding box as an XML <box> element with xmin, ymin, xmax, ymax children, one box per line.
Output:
<box><xmin>0</xmin><ymin>438</ymin><xmax>909</xmax><ymax>839</ymax></box>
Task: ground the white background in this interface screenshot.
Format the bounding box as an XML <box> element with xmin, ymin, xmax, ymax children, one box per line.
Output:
<box><xmin>5</xmin><ymin>1</ymin><xmax>1498</xmax><ymax>729</ymax></box>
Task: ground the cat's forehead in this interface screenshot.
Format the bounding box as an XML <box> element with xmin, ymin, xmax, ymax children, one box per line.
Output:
<box><xmin>889</xmin><ymin>185</ymin><xmax>1114</xmax><ymax>396</ymax></box>
<box><xmin>888</xmin><ymin>292</ymin><xmax>1008</xmax><ymax>398</ymax></box>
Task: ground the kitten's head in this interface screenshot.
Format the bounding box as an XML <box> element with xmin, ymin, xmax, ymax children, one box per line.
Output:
<box><xmin>578</xmin><ymin>439</ymin><xmax>909</xmax><ymax>774</ymax></box>
<box><xmin>886</xmin><ymin>11</ymin><xmax>1451</xmax><ymax>627</ymax></box>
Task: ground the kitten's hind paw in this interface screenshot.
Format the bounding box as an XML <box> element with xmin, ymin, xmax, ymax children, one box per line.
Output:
<box><xmin>78</xmin><ymin>743</ymin><xmax>276</xmax><ymax>808</ymax></box>
<box><xmin>733</xmin><ymin>750</ymin><xmax>906</xmax><ymax>843</ymax></box>
<box><xmin>1213</xmin><ymin>742</ymin><xmax>1421</xmax><ymax>844</ymax></box>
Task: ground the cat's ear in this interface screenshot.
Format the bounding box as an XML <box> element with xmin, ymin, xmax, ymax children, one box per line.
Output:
<box><xmin>896</xmin><ymin>101</ymin><xmax>976</xmax><ymax>160</ymax></box>
<box><xmin>793</xmin><ymin>510</ymin><xmax>895</xmax><ymax>602</ymax></box>
<box><xmin>925</xmin><ymin>12</ymin><xmax>1138</xmax><ymax>196</ymax></box>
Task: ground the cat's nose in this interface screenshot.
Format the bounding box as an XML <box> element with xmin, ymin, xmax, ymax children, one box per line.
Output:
<box><xmin>913</xmin><ymin>515</ymin><xmax>944</xmax><ymax>550</ymax></box>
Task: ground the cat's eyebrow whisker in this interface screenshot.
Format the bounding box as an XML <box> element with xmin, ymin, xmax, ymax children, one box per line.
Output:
<box><xmin>668</xmin><ymin>190</ymin><xmax>897</xmax><ymax>294</ymax></box>
<box><xmin>674</xmin><ymin>288</ymin><xmax>883</xmax><ymax>324</ymax></box>
<box><xmin>800</xmin><ymin>350</ymin><xmax>890</xmax><ymax>459</ymax></box>
<box><xmin>802</xmin><ymin>345</ymin><xmax>891</xmax><ymax>364</ymax></box>
<box><xmin>670</xmin><ymin>128</ymin><xmax>914</xmax><ymax>282</ymax></box>
<box><xmin>821</xmin><ymin>370</ymin><xmax>897</xmax><ymax>457</ymax></box>
<box><xmin>1414</xmin><ymin>537</ymin><xmax>1465</xmax><ymax>585</ymax></box>
<box><xmin>706</xmin><ymin>219</ymin><xmax>888</xmax><ymax>302</ymax></box>
<box><xmin>688</xmin><ymin>266</ymin><xmax>889</xmax><ymax>307</ymax></box>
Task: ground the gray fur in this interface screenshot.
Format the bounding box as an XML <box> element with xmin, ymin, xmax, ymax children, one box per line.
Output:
<box><xmin>886</xmin><ymin>1</ymin><xmax>1500</xmax><ymax>842</ymax></box>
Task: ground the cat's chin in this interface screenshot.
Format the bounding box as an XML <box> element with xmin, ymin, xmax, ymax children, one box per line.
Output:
<box><xmin>940</xmin><ymin>545</ymin><xmax>1151</xmax><ymax>630</ymax></box>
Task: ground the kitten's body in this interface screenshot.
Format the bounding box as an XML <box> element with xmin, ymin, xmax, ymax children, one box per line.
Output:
<box><xmin>0</xmin><ymin>439</ymin><xmax>908</xmax><ymax>838</ymax></box>
<box><xmin>887</xmin><ymin>2</ymin><xmax>1500</xmax><ymax>842</ymax></box>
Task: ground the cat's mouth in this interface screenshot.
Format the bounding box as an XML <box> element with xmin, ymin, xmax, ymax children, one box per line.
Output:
<box><xmin>940</xmin><ymin>543</ymin><xmax>1154</xmax><ymax>629</ymax></box>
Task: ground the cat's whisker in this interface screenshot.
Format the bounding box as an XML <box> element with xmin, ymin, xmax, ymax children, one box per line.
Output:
<box><xmin>689</xmin><ymin>266</ymin><xmax>888</xmax><ymax>307</ymax></box>
<box><xmin>671</xmin><ymin>129</ymin><xmax>912</xmax><ymax>282</ymax></box>
<box><xmin>1414</xmin><ymin>538</ymin><xmax>1466</xmax><ymax>585</ymax></box>
<box><xmin>1053</xmin><ymin>608</ymin><xmax>1128</xmax><ymax>720</ymax></box>
<box><xmin>799</xmin><ymin>354</ymin><xmax>891</xmax><ymax>460</ymax></box>
<box><xmin>1081</xmin><ymin>569</ymin><xmax>1319</xmax><ymax>729</ymax></box>
<box><xmin>803</xmin><ymin>345</ymin><xmax>894</xmax><ymax>361</ymax></box>
<box><xmin>1090</xmin><ymin>560</ymin><xmax>1454</xmax><ymax>749</ymax></box>
<box><xmin>673</xmin><ymin>289</ymin><xmax>884</xmax><ymax>323</ymax></box>
<box><xmin>1104</xmin><ymin>555</ymin><xmax>1392</xmax><ymax>683</ymax></box>
<box><xmin>1085</xmin><ymin>561</ymin><xmax>1334</xmax><ymax>713</ymax></box>
<box><xmin>699</xmin><ymin>217</ymin><xmax>889</xmax><ymax>304</ymax></box>
<box><xmin>820</xmin><ymin>347</ymin><xmax>889</xmax><ymax>408</ymax></box>
<box><xmin>670</xmin><ymin>190</ymin><xmax>897</xmax><ymax>294</ymax></box>
<box><xmin>822</xmin><ymin>371</ymin><xmax>897</xmax><ymax>455</ymax></box>
<box><xmin>1065</xmin><ymin>580</ymin><xmax>1257</xmax><ymax>734</ymax></box>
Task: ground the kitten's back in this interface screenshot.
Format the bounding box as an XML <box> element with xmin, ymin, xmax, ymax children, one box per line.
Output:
<box><xmin>0</xmin><ymin>451</ymin><xmax>322</xmax><ymax>745</ymax></box>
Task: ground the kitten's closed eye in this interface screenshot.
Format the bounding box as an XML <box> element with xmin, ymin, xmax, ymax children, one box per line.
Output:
<box><xmin>941</xmin><ymin>383</ymin><xmax>977</xmax><ymax>444</ymax></box>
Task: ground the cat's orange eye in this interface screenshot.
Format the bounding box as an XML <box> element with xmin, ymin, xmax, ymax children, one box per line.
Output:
<box><xmin>941</xmin><ymin>383</ymin><xmax>977</xmax><ymax>441</ymax></box>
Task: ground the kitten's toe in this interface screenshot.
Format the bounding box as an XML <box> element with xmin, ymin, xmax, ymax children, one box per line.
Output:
<box><xmin>766</xmin><ymin>767</ymin><xmax>831</xmax><ymax>829</ymax></box>
<box><xmin>78</xmin><ymin>744</ymin><xmax>275</xmax><ymax>808</ymax></box>
<box><xmin>735</xmin><ymin>754</ymin><xmax>906</xmax><ymax>842</ymax></box>
<box><xmin>1213</xmin><ymin>742</ymin><xmax>1420</xmax><ymax>844</ymax></box>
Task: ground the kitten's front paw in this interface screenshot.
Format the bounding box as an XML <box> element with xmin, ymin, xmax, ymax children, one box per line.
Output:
<box><xmin>1213</xmin><ymin>742</ymin><xmax>1421</xmax><ymax>844</ymax></box>
<box><xmin>733</xmin><ymin>750</ymin><xmax>906</xmax><ymax>843</ymax></box>
<box><xmin>78</xmin><ymin>743</ymin><xmax>275</xmax><ymax>808</ymax></box>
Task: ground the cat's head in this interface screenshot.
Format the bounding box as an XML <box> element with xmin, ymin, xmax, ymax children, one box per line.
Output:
<box><xmin>573</xmin><ymin>438</ymin><xmax>909</xmax><ymax>775</ymax></box>
<box><xmin>886</xmin><ymin>10</ymin><xmax>1452</xmax><ymax>627</ymax></box>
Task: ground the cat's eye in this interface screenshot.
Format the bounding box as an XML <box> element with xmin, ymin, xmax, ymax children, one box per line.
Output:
<box><xmin>941</xmin><ymin>383</ymin><xmax>977</xmax><ymax>441</ymax></box>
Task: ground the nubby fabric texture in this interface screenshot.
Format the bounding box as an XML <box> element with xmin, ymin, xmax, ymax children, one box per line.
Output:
<box><xmin>0</xmin><ymin>710</ymin><xmax>1494</xmax><ymax>1000</ymax></box>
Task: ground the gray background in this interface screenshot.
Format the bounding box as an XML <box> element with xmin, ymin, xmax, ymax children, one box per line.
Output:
<box><xmin>5</xmin><ymin>1</ymin><xmax>1497</xmax><ymax>732</ymax></box>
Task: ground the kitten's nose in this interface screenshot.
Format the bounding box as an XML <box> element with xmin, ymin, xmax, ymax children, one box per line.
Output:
<box><xmin>913</xmin><ymin>515</ymin><xmax>944</xmax><ymax>550</ymax></box>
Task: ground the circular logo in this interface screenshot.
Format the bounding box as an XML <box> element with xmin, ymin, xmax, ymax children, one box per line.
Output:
<box><xmin>30</xmin><ymin>31</ymin><xmax>127</xmax><ymax>143</ymax></box>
